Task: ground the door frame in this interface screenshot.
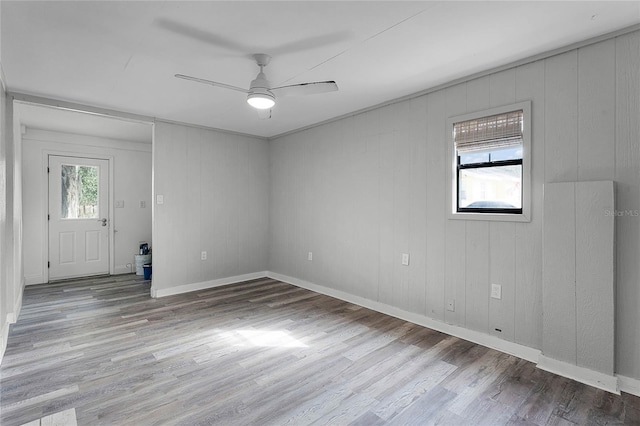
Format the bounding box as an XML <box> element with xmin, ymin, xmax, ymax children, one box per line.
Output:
<box><xmin>42</xmin><ymin>150</ymin><xmax>115</xmax><ymax>283</ymax></box>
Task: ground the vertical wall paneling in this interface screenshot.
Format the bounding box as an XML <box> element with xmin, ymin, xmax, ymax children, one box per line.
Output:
<box><xmin>377</xmin><ymin>127</ymin><xmax>395</xmax><ymax>305</ymax></box>
<box><xmin>542</xmin><ymin>182</ymin><xmax>577</xmax><ymax>364</ymax></box>
<box><xmin>155</xmin><ymin>123</ymin><xmax>188</xmax><ymax>289</ymax></box>
<box><xmin>287</xmin><ymin>134</ymin><xmax>305</xmax><ymax>281</ymax></box>
<box><xmin>185</xmin><ymin>127</ymin><xmax>203</xmax><ymax>285</ymax></box>
<box><xmin>200</xmin><ymin>130</ymin><xmax>216</xmax><ymax>279</ymax></box>
<box><xmin>444</xmin><ymin>83</ymin><xmax>467</xmax><ymax>326</ymax></box>
<box><xmin>406</xmin><ymin>97</ymin><xmax>428</xmax><ymax>315</ymax></box>
<box><xmin>489</xmin><ymin>222</ymin><xmax>516</xmax><ymax>341</ymax></box>
<box><xmin>578</xmin><ymin>40</ymin><xmax>616</xmax><ymax>182</ymax></box>
<box><xmin>350</xmin><ymin>117</ymin><xmax>380</xmax><ymax>301</ymax></box>
<box><xmin>514</xmin><ymin>60</ymin><xmax>545</xmax><ymax>349</ymax></box>
<box><xmin>464</xmin><ymin>76</ymin><xmax>491</xmax><ymax>333</ymax></box>
<box><xmin>488</xmin><ymin>69</ymin><xmax>518</xmax><ymax>342</ymax></box>
<box><xmin>615</xmin><ymin>32</ymin><xmax>640</xmax><ymax>380</ymax></box>
<box><xmin>575</xmin><ymin>181</ymin><xmax>615</xmax><ymax>374</ymax></box>
<box><xmin>425</xmin><ymin>90</ymin><xmax>447</xmax><ymax>321</ymax></box>
<box><xmin>465</xmin><ymin>221</ymin><xmax>489</xmax><ymax>333</ymax></box>
<box><xmin>391</xmin><ymin>102</ymin><xmax>412</xmax><ymax>310</ymax></box>
<box><xmin>153</xmin><ymin>121</ymin><xmax>269</xmax><ymax>294</ymax></box>
<box><xmin>545</xmin><ymin>51</ymin><xmax>579</xmax><ymax>183</ymax></box>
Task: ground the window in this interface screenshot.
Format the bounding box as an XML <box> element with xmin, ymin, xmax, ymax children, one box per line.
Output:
<box><xmin>447</xmin><ymin>101</ymin><xmax>531</xmax><ymax>221</ymax></box>
<box><xmin>61</xmin><ymin>164</ymin><xmax>99</xmax><ymax>219</ymax></box>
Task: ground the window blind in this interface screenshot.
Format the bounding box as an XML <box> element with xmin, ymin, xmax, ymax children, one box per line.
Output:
<box><xmin>454</xmin><ymin>110</ymin><xmax>523</xmax><ymax>153</ymax></box>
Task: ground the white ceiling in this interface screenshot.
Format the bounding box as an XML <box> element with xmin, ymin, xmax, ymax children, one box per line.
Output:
<box><xmin>2</xmin><ymin>1</ymin><xmax>639</xmax><ymax>139</ymax></box>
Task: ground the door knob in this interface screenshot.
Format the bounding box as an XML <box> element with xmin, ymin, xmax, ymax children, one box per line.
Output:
<box><xmin>99</xmin><ymin>218</ymin><xmax>107</xmax><ymax>226</ymax></box>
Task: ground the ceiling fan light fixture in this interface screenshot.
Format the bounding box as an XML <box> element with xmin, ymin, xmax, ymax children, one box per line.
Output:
<box><xmin>247</xmin><ymin>90</ymin><xmax>275</xmax><ymax>109</ymax></box>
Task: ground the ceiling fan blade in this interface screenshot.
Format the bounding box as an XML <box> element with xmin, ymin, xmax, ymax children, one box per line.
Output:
<box><xmin>269</xmin><ymin>31</ymin><xmax>353</xmax><ymax>56</ymax></box>
<box><xmin>271</xmin><ymin>81</ymin><xmax>338</xmax><ymax>97</ymax></box>
<box><xmin>175</xmin><ymin>74</ymin><xmax>248</xmax><ymax>94</ymax></box>
<box><xmin>155</xmin><ymin>18</ymin><xmax>248</xmax><ymax>54</ymax></box>
<box><xmin>257</xmin><ymin>109</ymin><xmax>272</xmax><ymax>120</ymax></box>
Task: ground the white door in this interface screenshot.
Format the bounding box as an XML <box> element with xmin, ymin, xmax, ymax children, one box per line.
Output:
<box><xmin>48</xmin><ymin>155</ymin><xmax>110</xmax><ymax>280</ymax></box>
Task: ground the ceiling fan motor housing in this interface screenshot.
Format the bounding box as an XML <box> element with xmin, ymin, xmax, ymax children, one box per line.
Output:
<box><xmin>247</xmin><ymin>70</ymin><xmax>275</xmax><ymax>109</ymax></box>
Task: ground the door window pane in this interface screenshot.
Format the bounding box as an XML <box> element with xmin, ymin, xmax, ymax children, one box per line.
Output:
<box><xmin>61</xmin><ymin>165</ymin><xmax>99</xmax><ymax>218</ymax></box>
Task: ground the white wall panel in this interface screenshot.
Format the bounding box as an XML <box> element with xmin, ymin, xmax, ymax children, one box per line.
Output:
<box><xmin>425</xmin><ymin>90</ymin><xmax>446</xmax><ymax>321</ymax></box>
<box><xmin>575</xmin><ymin>181</ymin><xmax>615</xmax><ymax>374</ymax></box>
<box><xmin>488</xmin><ymin>68</ymin><xmax>518</xmax><ymax>343</ymax></box>
<box><xmin>152</xmin><ymin>121</ymin><xmax>269</xmax><ymax>293</ymax></box>
<box><xmin>615</xmin><ymin>32</ymin><xmax>640</xmax><ymax>380</ymax></box>
<box><xmin>542</xmin><ymin>182</ymin><xmax>577</xmax><ymax>364</ymax></box>
<box><xmin>464</xmin><ymin>76</ymin><xmax>491</xmax><ymax>333</ymax></box>
<box><xmin>489</xmin><ymin>222</ymin><xmax>516</xmax><ymax>342</ymax></box>
<box><xmin>543</xmin><ymin>181</ymin><xmax>615</xmax><ymax>375</ymax></box>
<box><xmin>578</xmin><ymin>40</ymin><xmax>616</xmax><ymax>182</ymax></box>
<box><xmin>545</xmin><ymin>51</ymin><xmax>578</xmax><ymax>183</ymax></box>
<box><xmin>514</xmin><ymin>60</ymin><xmax>544</xmax><ymax>349</ymax></box>
<box><xmin>407</xmin><ymin>96</ymin><xmax>428</xmax><ymax>316</ymax></box>
<box><xmin>444</xmin><ymin>83</ymin><xmax>468</xmax><ymax>327</ymax></box>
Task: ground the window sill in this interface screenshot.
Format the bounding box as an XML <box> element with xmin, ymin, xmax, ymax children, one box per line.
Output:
<box><xmin>448</xmin><ymin>211</ymin><xmax>531</xmax><ymax>222</ymax></box>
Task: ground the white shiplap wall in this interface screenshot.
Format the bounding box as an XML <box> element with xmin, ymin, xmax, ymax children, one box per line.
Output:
<box><xmin>152</xmin><ymin>121</ymin><xmax>269</xmax><ymax>296</ymax></box>
<box><xmin>268</xmin><ymin>31</ymin><xmax>640</xmax><ymax>382</ymax></box>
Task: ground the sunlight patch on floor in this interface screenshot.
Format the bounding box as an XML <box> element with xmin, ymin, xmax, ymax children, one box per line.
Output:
<box><xmin>218</xmin><ymin>329</ymin><xmax>308</xmax><ymax>348</ymax></box>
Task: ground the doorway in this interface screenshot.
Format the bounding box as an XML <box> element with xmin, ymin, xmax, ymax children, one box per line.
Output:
<box><xmin>48</xmin><ymin>155</ymin><xmax>110</xmax><ymax>280</ymax></box>
<box><xmin>16</xmin><ymin>99</ymin><xmax>153</xmax><ymax>286</ymax></box>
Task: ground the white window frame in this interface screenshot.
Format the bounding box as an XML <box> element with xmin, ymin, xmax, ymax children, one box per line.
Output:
<box><xmin>446</xmin><ymin>100</ymin><xmax>531</xmax><ymax>222</ymax></box>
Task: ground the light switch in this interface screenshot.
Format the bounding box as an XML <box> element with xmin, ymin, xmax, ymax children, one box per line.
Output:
<box><xmin>401</xmin><ymin>253</ymin><xmax>410</xmax><ymax>266</ymax></box>
<box><xmin>156</xmin><ymin>195</ymin><xmax>164</xmax><ymax>205</ymax></box>
<box><xmin>115</xmin><ymin>200</ymin><xmax>125</xmax><ymax>208</ymax></box>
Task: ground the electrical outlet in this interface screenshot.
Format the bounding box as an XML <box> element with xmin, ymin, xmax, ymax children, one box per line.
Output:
<box><xmin>401</xmin><ymin>253</ymin><xmax>410</xmax><ymax>266</ymax></box>
<box><xmin>201</xmin><ymin>251</ymin><xmax>207</xmax><ymax>260</ymax></box>
<box><xmin>307</xmin><ymin>251</ymin><xmax>313</xmax><ymax>261</ymax></box>
<box><xmin>447</xmin><ymin>299</ymin><xmax>455</xmax><ymax>312</ymax></box>
<box><xmin>491</xmin><ymin>284</ymin><xmax>502</xmax><ymax>299</ymax></box>
<box><xmin>140</xmin><ymin>200</ymin><xmax>146</xmax><ymax>208</ymax></box>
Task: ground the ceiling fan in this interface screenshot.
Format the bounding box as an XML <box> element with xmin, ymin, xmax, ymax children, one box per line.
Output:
<box><xmin>175</xmin><ymin>53</ymin><xmax>338</xmax><ymax>118</ymax></box>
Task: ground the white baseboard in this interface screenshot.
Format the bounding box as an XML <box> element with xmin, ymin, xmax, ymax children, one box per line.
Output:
<box><xmin>618</xmin><ymin>375</ymin><xmax>640</xmax><ymax>397</ymax></box>
<box><xmin>151</xmin><ymin>271</ymin><xmax>269</xmax><ymax>298</ymax></box>
<box><xmin>267</xmin><ymin>271</ymin><xmax>541</xmax><ymax>364</ymax></box>
<box><xmin>537</xmin><ymin>355</ymin><xmax>619</xmax><ymax>394</ymax></box>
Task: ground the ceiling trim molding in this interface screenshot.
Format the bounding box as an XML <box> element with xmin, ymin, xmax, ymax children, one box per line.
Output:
<box><xmin>154</xmin><ymin>118</ymin><xmax>269</xmax><ymax>141</ymax></box>
<box><xmin>9</xmin><ymin>92</ymin><xmax>155</xmax><ymax>127</ymax></box>
<box><xmin>270</xmin><ymin>23</ymin><xmax>640</xmax><ymax>141</ymax></box>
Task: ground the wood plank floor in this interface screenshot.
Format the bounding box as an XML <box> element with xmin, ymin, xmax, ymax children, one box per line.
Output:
<box><xmin>1</xmin><ymin>275</ymin><xmax>638</xmax><ymax>426</ymax></box>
